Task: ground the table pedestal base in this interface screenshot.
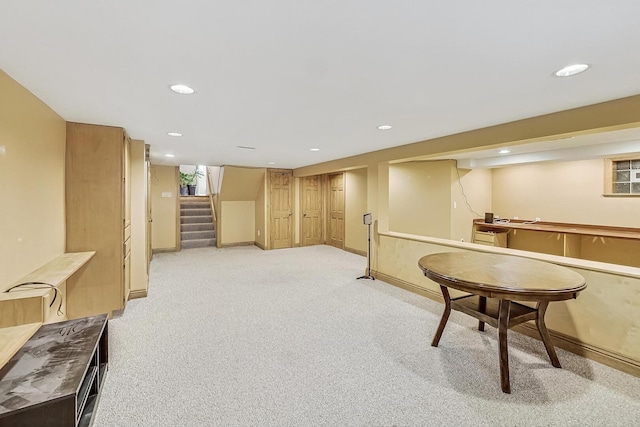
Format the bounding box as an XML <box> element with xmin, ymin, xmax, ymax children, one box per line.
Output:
<box><xmin>431</xmin><ymin>285</ymin><xmax>561</xmax><ymax>393</ymax></box>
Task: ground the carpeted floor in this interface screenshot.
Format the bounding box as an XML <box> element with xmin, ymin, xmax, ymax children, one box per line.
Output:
<box><xmin>93</xmin><ymin>245</ymin><xmax>640</xmax><ymax>426</ymax></box>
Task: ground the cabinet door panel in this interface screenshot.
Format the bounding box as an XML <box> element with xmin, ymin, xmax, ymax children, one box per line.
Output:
<box><xmin>66</xmin><ymin>122</ymin><xmax>126</xmax><ymax>318</ymax></box>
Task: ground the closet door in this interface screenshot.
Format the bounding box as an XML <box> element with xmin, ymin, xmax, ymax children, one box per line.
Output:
<box><xmin>301</xmin><ymin>175</ymin><xmax>323</xmax><ymax>246</ymax></box>
<box><xmin>269</xmin><ymin>170</ymin><xmax>293</xmax><ymax>249</ymax></box>
<box><xmin>328</xmin><ymin>173</ymin><xmax>345</xmax><ymax>249</ymax></box>
<box><xmin>122</xmin><ymin>135</ymin><xmax>131</xmax><ymax>303</ymax></box>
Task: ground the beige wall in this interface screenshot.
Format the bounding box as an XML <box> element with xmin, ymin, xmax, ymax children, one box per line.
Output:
<box><xmin>492</xmin><ymin>159</ymin><xmax>640</xmax><ymax>228</ymax></box>
<box><xmin>451</xmin><ymin>167</ymin><xmax>492</xmax><ymax>243</ymax></box>
<box><xmin>339</xmin><ymin>120</ymin><xmax>640</xmax><ymax>375</ymax></box>
<box><xmin>221</xmin><ymin>201</ymin><xmax>255</xmax><ymax>244</ymax></box>
<box><xmin>0</xmin><ymin>69</ymin><xmax>66</xmax><ymax>288</ymax></box>
<box><xmin>344</xmin><ymin>168</ymin><xmax>368</xmax><ymax>254</ymax></box>
<box><xmin>130</xmin><ymin>140</ymin><xmax>148</xmax><ymax>292</ymax></box>
<box><xmin>295</xmin><ymin>95</ymin><xmax>640</xmax><ymax>179</ymax></box>
<box><xmin>389</xmin><ymin>161</ymin><xmax>452</xmax><ymax>239</ymax></box>
<box><xmin>294</xmin><ymin>95</ymin><xmax>640</xmax><ymax>264</ymax></box>
<box><xmin>218</xmin><ymin>166</ymin><xmax>265</xmax><ymax>246</ymax></box>
<box><xmin>387</xmin><ymin>160</ymin><xmax>491</xmax><ymax>243</ymax></box>
<box><xmin>255</xmin><ymin>173</ymin><xmax>266</xmax><ymax>247</ymax></box>
<box><xmin>374</xmin><ymin>232</ymin><xmax>640</xmax><ymax>374</ymax></box>
<box><xmin>220</xmin><ymin>166</ymin><xmax>265</xmax><ymax>201</ymax></box>
<box><xmin>294</xmin><ymin>90</ymin><xmax>640</xmax><ymax>264</ymax></box>
<box><xmin>151</xmin><ymin>165</ymin><xmax>178</xmax><ymax>250</ymax></box>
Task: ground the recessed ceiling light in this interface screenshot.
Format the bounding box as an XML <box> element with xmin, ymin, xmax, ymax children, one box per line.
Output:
<box><xmin>499</xmin><ymin>149</ymin><xmax>511</xmax><ymax>154</ymax></box>
<box><xmin>377</xmin><ymin>125</ymin><xmax>393</xmax><ymax>130</ymax></box>
<box><xmin>268</xmin><ymin>162</ymin><xmax>276</xmax><ymax>165</ymax></box>
<box><xmin>167</xmin><ymin>132</ymin><xmax>182</xmax><ymax>137</ymax></box>
<box><xmin>164</xmin><ymin>154</ymin><xmax>175</xmax><ymax>158</ymax></box>
<box><xmin>310</xmin><ymin>148</ymin><xmax>320</xmax><ymax>152</ymax></box>
<box><xmin>170</xmin><ymin>84</ymin><xmax>195</xmax><ymax>94</ymax></box>
<box><xmin>554</xmin><ymin>64</ymin><xmax>589</xmax><ymax>77</ymax></box>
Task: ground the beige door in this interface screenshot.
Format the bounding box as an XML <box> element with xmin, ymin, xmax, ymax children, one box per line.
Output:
<box><xmin>123</xmin><ymin>251</ymin><xmax>131</xmax><ymax>304</ymax></box>
<box><xmin>145</xmin><ymin>144</ymin><xmax>152</xmax><ymax>271</ymax></box>
<box><xmin>302</xmin><ymin>175</ymin><xmax>323</xmax><ymax>246</ymax></box>
<box><xmin>122</xmin><ymin>135</ymin><xmax>131</xmax><ymax>303</ymax></box>
<box><xmin>328</xmin><ymin>173</ymin><xmax>345</xmax><ymax>249</ymax></box>
<box><xmin>269</xmin><ymin>171</ymin><xmax>293</xmax><ymax>249</ymax></box>
<box><xmin>123</xmin><ymin>136</ymin><xmax>131</xmax><ymax>228</ymax></box>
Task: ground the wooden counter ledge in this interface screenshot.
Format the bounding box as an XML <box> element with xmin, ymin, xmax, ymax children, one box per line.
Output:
<box><xmin>0</xmin><ymin>252</ymin><xmax>95</xmax><ymax>370</ymax></box>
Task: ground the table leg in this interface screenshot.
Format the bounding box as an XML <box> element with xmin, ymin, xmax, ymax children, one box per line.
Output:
<box><xmin>536</xmin><ymin>301</ymin><xmax>561</xmax><ymax>368</ymax></box>
<box><xmin>431</xmin><ymin>285</ymin><xmax>451</xmax><ymax>347</ymax></box>
<box><xmin>478</xmin><ymin>296</ymin><xmax>487</xmax><ymax>332</ymax></box>
<box><xmin>498</xmin><ymin>299</ymin><xmax>511</xmax><ymax>393</ymax></box>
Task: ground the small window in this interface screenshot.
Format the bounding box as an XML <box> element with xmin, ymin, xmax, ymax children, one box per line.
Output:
<box><xmin>606</xmin><ymin>157</ymin><xmax>640</xmax><ymax>195</ymax></box>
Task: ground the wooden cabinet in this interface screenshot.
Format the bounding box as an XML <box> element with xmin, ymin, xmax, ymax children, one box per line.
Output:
<box><xmin>65</xmin><ymin>123</ymin><xmax>131</xmax><ymax>319</ymax></box>
<box><xmin>473</xmin><ymin>230</ymin><xmax>508</xmax><ymax>247</ymax></box>
<box><xmin>473</xmin><ymin>219</ymin><xmax>640</xmax><ymax>267</ymax></box>
<box><xmin>0</xmin><ymin>315</ymin><xmax>109</xmax><ymax>427</ymax></box>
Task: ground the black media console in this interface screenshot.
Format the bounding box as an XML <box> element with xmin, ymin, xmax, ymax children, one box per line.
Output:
<box><xmin>0</xmin><ymin>314</ymin><xmax>109</xmax><ymax>427</ymax></box>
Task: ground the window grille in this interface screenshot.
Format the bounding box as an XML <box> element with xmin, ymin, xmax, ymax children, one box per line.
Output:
<box><xmin>612</xmin><ymin>159</ymin><xmax>640</xmax><ymax>194</ymax></box>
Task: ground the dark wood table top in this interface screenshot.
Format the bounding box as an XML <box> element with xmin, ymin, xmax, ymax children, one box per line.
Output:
<box><xmin>418</xmin><ymin>252</ymin><xmax>586</xmax><ymax>301</ymax></box>
<box><xmin>0</xmin><ymin>314</ymin><xmax>108</xmax><ymax>414</ymax></box>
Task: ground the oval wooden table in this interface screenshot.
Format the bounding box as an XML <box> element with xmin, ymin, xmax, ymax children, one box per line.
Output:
<box><xmin>418</xmin><ymin>251</ymin><xmax>586</xmax><ymax>393</ymax></box>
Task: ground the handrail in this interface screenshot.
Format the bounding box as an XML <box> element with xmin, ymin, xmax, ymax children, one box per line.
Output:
<box><xmin>206</xmin><ymin>167</ymin><xmax>217</xmax><ymax>223</ymax></box>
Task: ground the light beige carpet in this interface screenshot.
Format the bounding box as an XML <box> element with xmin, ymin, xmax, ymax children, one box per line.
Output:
<box><xmin>94</xmin><ymin>245</ymin><xmax>640</xmax><ymax>426</ymax></box>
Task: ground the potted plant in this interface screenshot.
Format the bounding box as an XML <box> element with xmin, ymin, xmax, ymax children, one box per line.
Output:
<box><xmin>179</xmin><ymin>172</ymin><xmax>191</xmax><ymax>195</ymax></box>
<box><xmin>179</xmin><ymin>170</ymin><xmax>204</xmax><ymax>196</ymax></box>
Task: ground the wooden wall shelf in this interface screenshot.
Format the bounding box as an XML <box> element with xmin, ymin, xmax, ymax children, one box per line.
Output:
<box><xmin>1</xmin><ymin>252</ymin><xmax>96</xmax><ymax>294</ymax></box>
<box><xmin>0</xmin><ymin>252</ymin><xmax>95</xmax><ymax>369</ymax></box>
<box><xmin>0</xmin><ymin>252</ymin><xmax>95</xmax><ymax>328</ymax></box>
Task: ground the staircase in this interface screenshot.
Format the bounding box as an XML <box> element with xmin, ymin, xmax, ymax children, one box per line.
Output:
<box><xmin>180</xmin><ymin>196</ymin><xmax>216</xmax><ymax>249</ymax></box>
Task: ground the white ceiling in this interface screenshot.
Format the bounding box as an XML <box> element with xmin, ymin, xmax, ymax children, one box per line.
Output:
<box><xmin>425</xmin><ymin>127</ymin><xmax>640</xmax><ymax>168</ymax></box>
<box><xmin>2</xmin><ymin>1</ymin><xmax>640</xmax><ymax>169</ymax></box>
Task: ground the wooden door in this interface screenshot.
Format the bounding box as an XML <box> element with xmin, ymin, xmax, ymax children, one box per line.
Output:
<box><xmin>145</xmin><ymin>144</ymin><xmax>152</xmax><ymax>271</ymax></box>
<box><xmin>269</xmin><ymin>171</ymin><xmax>293</xmax><ymax>249</ymax></box>
<box><xmin>123</xmin><ymin>251</ymin><xmax>131</xmax><ymax>304</ymax></box>
<box><xmin>328</xmin><ymin>173</ymin><xmax>345</xmax><ymax>249</ymax></box>
<box><xmin>122</xmin><ymin>135</ymin><xmax>131</xmax><ymax>303</ymax></box>
<box><xmin>123</xmin><ymin>135</ymin><xmax>131</xmax><ymax>228</ymax></box>
<box><xmin>301</xmin><ymin>175</ymin><xmax>323</xmax><ymax>246</ymax></box>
